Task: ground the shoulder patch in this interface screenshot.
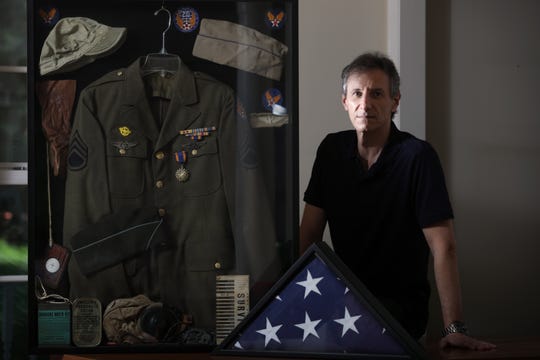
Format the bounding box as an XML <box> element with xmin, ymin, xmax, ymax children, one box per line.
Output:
<box><xmin>174</xmin><ymin>7</ymin><xmax>200</xmax><ymax>33</ymax></box>
<box><xmin>262</xmin><ymin>88</ymin><xmax>284</xmax><ymax>111</ymax></box>
<box><xmin>38</xmin><ymin>6</ymin><xmax>60</xmax><ymax>26</ymax></box>
<box><xmin>265</xmin><ymin>9</ymin><xmax>286</xmax><ymax>30</ymax></box>
<box><xmin>68</xmin><ymin>130</ymin><xmax>88</xmax><ymax>171</ymax></box>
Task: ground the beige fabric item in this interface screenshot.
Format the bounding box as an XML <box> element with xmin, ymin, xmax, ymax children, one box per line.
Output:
<box><xmin>40</xmin><ymin>17</ymin><xmax>127</xmax><ymax>75</ymax></box>
<box><xmin>102</xmin><ymin>294</ymin><xmax>158</xmax><ymax>344</ymax></box>
<box><xmin>249</xmin><ymin>113</ymin><xmax>289</xmax><ymax>128</ymax></box>
<box><xmin>193</xmin><ymin>18</ymin><xmax>288</xmax><ymax>81</ymax></box>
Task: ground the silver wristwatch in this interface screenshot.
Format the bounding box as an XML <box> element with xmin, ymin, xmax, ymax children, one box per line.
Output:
<box><xmin>442</xmin><ymin>321</ymin><xmax>469</xmax><ymax>337</ymax></box>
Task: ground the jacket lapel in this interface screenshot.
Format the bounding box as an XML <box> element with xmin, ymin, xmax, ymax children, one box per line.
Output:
<box><xmin>119</xmin><ymin>59</ymin><xmax>202</xmax><ymax>150</ymax></box>
<box><xmin>119</xmin><ymin>59</ymin><xmax>160</xmax><ymax>142</ymax></box>
<box><xmin>155</xmin><ymin>64</ymin><xmax>201</xmax><ymax>150</ymax></box>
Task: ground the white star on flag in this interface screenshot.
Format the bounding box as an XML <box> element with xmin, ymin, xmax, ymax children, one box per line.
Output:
<box><xmin>296</xmin><ymin>270</ymin><xmax>323</xmax><ymax>298</ymax></box>
<box><xmin>256</xmin><ymin>318</ymin><xmax>283</xmax><ymax>347</ymax></box>
<box><xmin>294</xmin><ymin>312</ymin><xmax>322</xmax><ymax>341</ymax></box>
<box><xmin>334</xmin><ymin>306</ymin><xmax>362</xmax><ymax>337</ymax></box>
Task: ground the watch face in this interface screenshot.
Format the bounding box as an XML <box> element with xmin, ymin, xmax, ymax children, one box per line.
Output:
<box><xmin>45</xmin><ymin>257</ymin><xmax>60</xmax><ymax>274</ymax></box>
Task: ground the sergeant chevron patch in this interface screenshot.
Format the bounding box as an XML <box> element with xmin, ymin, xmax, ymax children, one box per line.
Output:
<box><xmin>68</xmin><ymin>130</ymin><xmax>88</xmax><ymax>171</ymax></box>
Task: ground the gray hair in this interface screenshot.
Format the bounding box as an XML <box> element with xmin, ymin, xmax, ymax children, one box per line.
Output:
<box><xmin>341</xmin><ymin>52</ymin><xmax>401</xmax><ymax>98</ymax></box>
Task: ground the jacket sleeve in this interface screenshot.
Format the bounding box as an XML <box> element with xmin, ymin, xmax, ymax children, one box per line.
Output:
<box><xmin>230</xmin><ymin>97</ymin><xmax>281</xmax><ymax>289</ymax></box>
<box><xmin>63</xmin><ymin>88</ymin><xmax>112</xmax><ymax>250</ymax></box>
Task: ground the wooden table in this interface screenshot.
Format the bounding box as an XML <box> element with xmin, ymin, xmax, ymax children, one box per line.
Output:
<box><xmin>50</xmin><ymin>337</ymin><xmax>540</xmax><ymax>360</ymax></box>
<box><xmin>427</xmin><ymin>337</ymin><xmax>540</xmax><ymax>360</ymax></box>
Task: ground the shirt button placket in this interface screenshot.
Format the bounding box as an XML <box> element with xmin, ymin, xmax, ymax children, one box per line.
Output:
<box><xmin>154</xmin><ymin>150</ymin><xmax>167</xmax><ymax>216</ymax></box>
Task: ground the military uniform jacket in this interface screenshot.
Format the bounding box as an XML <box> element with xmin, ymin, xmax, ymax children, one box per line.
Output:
<box><xmin>64</xmin><ymin>59</ymin><xmax>279</xmax><ymax>329</ymax></box>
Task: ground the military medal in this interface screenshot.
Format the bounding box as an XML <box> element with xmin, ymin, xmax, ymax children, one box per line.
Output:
<box><xmin>175</xmin><ymin>150</ymin><xmax>190</xmax><ymax>182</ymax></box>
<box><xmin>176</xmin><ymin>126</ymin><xmax>217</xmax><ymax>182</ymax></box>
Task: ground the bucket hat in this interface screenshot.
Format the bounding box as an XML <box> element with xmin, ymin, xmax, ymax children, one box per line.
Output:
<box><xmin>40</xmin><ymin>17</ymin><xmax>127</xmax><ymax>75</ymax></box>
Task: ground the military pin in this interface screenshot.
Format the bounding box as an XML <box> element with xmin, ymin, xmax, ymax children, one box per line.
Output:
<box><xmin>175</xmin><ymin>150</ymin><xmax>190</xmax><ymax>182</ymax></box>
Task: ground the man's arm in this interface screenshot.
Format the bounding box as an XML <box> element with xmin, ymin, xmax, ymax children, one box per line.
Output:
<box><xmin>424</xmin><ymin>219</ymin><xmax>496</xmax><ymax>351</ymax></box>
<box><xmin>299</xmin><ymin>203</ymin><xmax>327</xmax><ymax>255</ymax></box>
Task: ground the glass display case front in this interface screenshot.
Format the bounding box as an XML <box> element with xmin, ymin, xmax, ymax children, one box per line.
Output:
<box><xmin>27</xmin><ymin>0</ymin><xmax>298</xmax><ymax>353</ymax></box>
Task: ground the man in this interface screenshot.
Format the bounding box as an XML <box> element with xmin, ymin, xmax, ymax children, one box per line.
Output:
<box><xmin>300</xmin><ymin>52</ymin><xmax>495</xmax><ymax>350</ymax></box>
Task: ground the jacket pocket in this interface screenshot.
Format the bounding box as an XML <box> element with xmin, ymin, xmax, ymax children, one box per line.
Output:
<box><xmin>175</xmin><ymin>137</ymin><xmax>222</xmax><ymax>196</ymax></box>
<box><xmin>185</xmin><ymin>235</ymin><xmax>235</xmax><ymax>272</ymax></box>
<box><xmin>107</xmin><ymin>137</ymin><xmax>148</xmax><ymax>198</ymax></box>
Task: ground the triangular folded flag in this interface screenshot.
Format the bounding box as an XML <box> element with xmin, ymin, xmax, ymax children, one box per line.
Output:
<box><xmin>214</xmin><ymin>241</ymin><xmax>427</xmax><ymax>359</ymax></box>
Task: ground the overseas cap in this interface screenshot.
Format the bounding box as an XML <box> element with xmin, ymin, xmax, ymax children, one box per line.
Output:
<box><xmin>40</xmin><ymin>17</ymin><xmax>127</xmax><ymax>75</ymax></box>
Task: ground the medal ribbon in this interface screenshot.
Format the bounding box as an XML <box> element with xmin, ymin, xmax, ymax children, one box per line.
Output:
<box><xmin>179</xmin><ymin>126</ymin><xmax>217</xmax><ymax>141</ymax></box>
<box><xmin>175</xmin><ymin>150</ymin><xmax>187</xmax><ymax>164</ymax></box>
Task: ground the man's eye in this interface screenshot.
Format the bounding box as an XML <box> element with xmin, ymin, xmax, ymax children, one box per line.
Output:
<box><xmin>371</xmin><ymin>91</ymin><xmax>383</xmax><ymax>98</ymax></box>
<box><xmin>352</xmin><ymin>91</ymin><xmax>362</xmax><ymax>97</ymax></box>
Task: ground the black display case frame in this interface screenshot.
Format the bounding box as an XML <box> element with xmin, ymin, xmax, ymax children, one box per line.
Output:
<box><xmin>27</xmin><ymin>0</ymin><xmax>298</xmax><ymax>355</ymax></box>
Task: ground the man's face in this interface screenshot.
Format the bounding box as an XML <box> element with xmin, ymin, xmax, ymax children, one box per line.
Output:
<box><xmin>342</xmin><ymin>69</ymin><xmax>400</xmax><ymax>133</ymax></box>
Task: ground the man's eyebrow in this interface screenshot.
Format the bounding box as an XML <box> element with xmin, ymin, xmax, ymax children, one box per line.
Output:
<box><xmin>350</xmin><ymin>87</ymin><xmax>385</xmax><ymax>93</ymax></box>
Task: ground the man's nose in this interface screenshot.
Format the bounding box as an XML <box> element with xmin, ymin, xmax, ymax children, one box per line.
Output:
<box><xmin>359</xmin><ymin>95</ymin><xmax>370</xmax><ymax>110</ymax></box>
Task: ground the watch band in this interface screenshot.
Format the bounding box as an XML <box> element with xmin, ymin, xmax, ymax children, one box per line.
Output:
<box><xmin>442</xmin><ymin>321</ymin><xmax>469</xmax><ymax>337</ymax></box>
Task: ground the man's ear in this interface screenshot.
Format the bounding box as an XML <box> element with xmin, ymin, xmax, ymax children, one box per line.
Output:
<box><xmin>341</xmin><ymin>94</ymin><xmax>348</xmax><ymax>111</ymax></box>
<box><xmin>392</xmin><ymin>93</ymin><xmax>401</xmax><ymax>112</ymax></box>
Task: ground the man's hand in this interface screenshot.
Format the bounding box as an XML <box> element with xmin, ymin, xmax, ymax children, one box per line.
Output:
<box><xmin>440</xmin><ymin>332</ymin><xmax>497</xmax><ymax>351</ymax></box>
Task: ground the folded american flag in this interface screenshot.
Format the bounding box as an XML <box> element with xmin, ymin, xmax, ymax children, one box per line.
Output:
<box><xmin>227</xmin><ymin>255</ymin><xmax>406</xmax><ymax>355</ymax></box>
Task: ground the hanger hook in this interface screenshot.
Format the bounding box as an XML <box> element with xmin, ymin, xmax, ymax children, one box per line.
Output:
<box><xmin>154</xmin><ymin>5</ymin><xmax>172</xmax><ymax>54</ymax></box>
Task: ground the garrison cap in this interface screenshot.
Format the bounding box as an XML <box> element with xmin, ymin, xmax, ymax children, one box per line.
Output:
<box><xmin>40</xmin><ymin>17</ymin><xmax>127</xmax><ymax>75</ymax></box>
<box><xmin>192</xmin><ymin>19</ymin><xmax>288</xmax><ymax>81</ymax></box>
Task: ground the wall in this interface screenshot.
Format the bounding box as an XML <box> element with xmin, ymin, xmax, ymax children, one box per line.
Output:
<box><xmin>298</xmin><ymin>0</ymin><xmax>387</xmax><ymax>231</ymax></box>
<box><xmin>427</xmin><ymin>0</ymin><xmax>540</xmax><ymax>338</ymax></box>
<box><xmin>299</xmin><ymin>0</ymin><xmax>540</xmax><ymax>339</ymax></box>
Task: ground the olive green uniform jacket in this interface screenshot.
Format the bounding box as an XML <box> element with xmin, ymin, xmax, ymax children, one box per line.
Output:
<box><xmin>64</xmin><ymin>59</ymin><xmax>279</xmax><ymax>330</ymax></box>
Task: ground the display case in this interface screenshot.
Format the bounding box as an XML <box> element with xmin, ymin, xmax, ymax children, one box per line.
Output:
<box><xmin>215</xmin><ymin>242</ymin><xmax>427</xmax><ymax>359</ymax></box>
<box><xmin>27</xmin><ymin>0</ymin><xmax>298</xmax><ymax>354</ymax></box>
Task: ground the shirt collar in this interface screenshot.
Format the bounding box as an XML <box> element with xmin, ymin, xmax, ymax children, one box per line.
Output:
<box><xmin>122</xmin><ymin>57</ymin><xmax>198</xmax><ymax>106</ymax></box>
<box><xmin>346</xmin><ymin>121</ymin><xmax>401</xmax><ymax>159</ymax></box>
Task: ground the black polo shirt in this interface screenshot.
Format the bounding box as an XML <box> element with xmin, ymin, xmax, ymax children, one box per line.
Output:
<box><xmin>304</xmin><ymin>122</ymin><xmax>454</xmax><ymax>338</ymax></box>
